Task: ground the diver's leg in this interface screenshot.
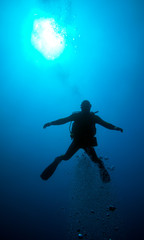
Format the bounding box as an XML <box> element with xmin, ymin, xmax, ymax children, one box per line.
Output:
<box><xmin>41</xmin><ymin>141</ymin><xmax>79</xmax><ymax>180</ymax></box>
<box><xmin>83</xmin><ymin>147</ymin><xmax>110</xmax><ymax>183</ymax></box>
<box><xmin>62</xmin><ymin>140</ymin><xmax>80</xmax><ymax>160</ymax></box>
<box><xmin>83</xmin><ymin>146</ymin><xmax>103</xmax><ymax>166</ymax></box>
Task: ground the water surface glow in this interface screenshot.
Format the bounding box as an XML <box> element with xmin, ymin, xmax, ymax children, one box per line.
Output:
<box><xmin>31</xmin><ymin>17</ymin><xmax>66</xmax><ymax>60</ymax></box>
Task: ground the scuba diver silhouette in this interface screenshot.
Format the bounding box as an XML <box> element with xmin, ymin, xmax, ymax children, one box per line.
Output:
<box><xmin>41</xmin><ymin>100</ymin><xmax>123</xmax><ymax>183</ymax></box>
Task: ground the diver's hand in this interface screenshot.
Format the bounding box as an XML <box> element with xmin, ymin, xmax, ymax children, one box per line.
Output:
<box><xmin>114</xmin><ymin>126</ymin><xmax>123</xmax><ymax>132</ymax></box>
<box><xmin>43</xmin><ymin>122</ymin><xmax>51</xmax><ymax>129</ymax></box>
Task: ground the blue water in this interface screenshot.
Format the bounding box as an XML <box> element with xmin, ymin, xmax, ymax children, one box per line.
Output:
<box><xmin>1</xmin><ymin>0</ymin><xmax>144</xmax><ymax>239</ymax></box>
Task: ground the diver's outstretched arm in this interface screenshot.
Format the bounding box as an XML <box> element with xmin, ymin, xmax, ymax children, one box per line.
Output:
<box><xmin>43</xmin><ymin>115</ymin><xmax>74</xmax><ymax>129</ymax></box>
<box><xmin>95</xmin><ymin>116</ymin><xmax>123</xmax><ymax>132</ymax></box>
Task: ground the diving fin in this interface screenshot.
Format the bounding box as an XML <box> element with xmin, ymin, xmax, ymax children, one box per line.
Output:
<box><xmin>40</xmin><ymin>158</ymin><xmax>62</xmax><ymax>180</ymax></box>
<box><xmin>99</xmin><ymin>168</ymin><xmax>111</xmax><ymax>183</ymax></box>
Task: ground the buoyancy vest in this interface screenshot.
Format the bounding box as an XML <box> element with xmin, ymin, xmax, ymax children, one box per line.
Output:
<box><xmin>70</xmin><ymin>112</ymin><xmax>96</xmax><ymax>141</ymax></box>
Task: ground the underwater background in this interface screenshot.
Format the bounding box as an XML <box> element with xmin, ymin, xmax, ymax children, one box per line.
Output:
<box><xmin>1</xmin><ymin>0</ymin><xmax>144</xmax><ymax>239</ymax></box>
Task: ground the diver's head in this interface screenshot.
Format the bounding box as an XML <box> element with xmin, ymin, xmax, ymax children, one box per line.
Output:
<box><xmin>81</xmin><ymin>100</ymin><xmax>91</xmax><ymax>112</ymax></box>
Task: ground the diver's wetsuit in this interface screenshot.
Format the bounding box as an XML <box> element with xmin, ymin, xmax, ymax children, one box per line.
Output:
<box><xmin>41</xmin><ymin>111</ymin><xmax>122</xmax><ymax>182</ymax></box>
<box><xmin>49</xmin><ymin>111</ymin><xmax>115</xmax><ymax>167</ymax></box>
